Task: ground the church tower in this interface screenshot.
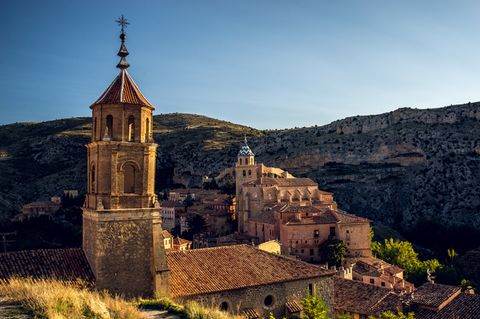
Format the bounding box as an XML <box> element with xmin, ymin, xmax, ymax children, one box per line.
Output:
<box><xmin>235</xmin><ymin>137</ymin><xmax>257</xmax><ymax>232</ymax></box>
<box><xmin>82</xmin><ymin>16</ymin><xmax>169</xmax><ymax>298</ymax></box>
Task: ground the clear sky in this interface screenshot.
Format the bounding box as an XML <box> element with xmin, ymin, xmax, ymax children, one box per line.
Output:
<box><xmin>2</xmin><ymin>1</ymin><xmax>480</xmax><ymax>129</ymax></box>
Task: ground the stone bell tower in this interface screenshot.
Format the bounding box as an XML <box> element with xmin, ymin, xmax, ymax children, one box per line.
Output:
<box><xmin>82</xmin><ymin>15</ymin><xmax>169</xmax><ymax>298</ymax></box>
<box><xmin>235</xmin><ymin>137</ymin><xmax>257</xmax><ymax>233</ymax></box>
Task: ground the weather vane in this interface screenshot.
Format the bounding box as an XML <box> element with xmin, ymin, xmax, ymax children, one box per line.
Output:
<box><xmin>115</xmin><ymin>15</ymin><xmax>130</xmax><ymax>33</ymax></box>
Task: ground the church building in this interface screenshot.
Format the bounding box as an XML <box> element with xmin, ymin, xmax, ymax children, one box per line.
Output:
<box><xmin>216</xmin><ymin>138</ymin><xmax>372</xmax><ymax>262</ymax></box>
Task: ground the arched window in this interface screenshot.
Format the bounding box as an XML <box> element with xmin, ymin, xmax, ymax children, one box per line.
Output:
<box><xmin>239</xmin><ymin>158</ymin><xmax>242</xmax><ymax>165</ymax></box>
<box><xmin>105</xmin><ymin>115</ymin><xmax>113</xmax><ymax>139</ymax></box>
<box><xmin>124</xmin><ymin>163</ymin><xmax>136</xmax><ymax>194</ymax></box>
<box><xmin>145</xmin><ymin>118</ymin><xmax>150</xmax><ymax>142</ymax></box>
<box><xmin>243</xmin><ymin>170</ymin><xmax>246</xmax><ymax>177</ymax></box>
<box><xmin>91</xmin><ymin>164</ymin><xmax>96</xmax><ymax>193</ymax></box>
<box><xmin>127</xmin><ymin>115</ymin><xmax>135</xmax><ymax>142</ymax></box>
<box><xmin>219</xmin><ymin>302</ymin><xmax>229</xmax><ymax>312</ymax></box>
<box><xmin>248</xmin><ymin>169</ymin><xmax>252</xmax><ymax>176</ymax></box>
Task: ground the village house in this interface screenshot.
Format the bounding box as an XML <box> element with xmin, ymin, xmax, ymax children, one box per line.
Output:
<box><xmin>162</xmin><ymin>230</ymin><xmax>192</xmax><ymax>251</ymax></box>
<box><xmin>160</xmin><ymin>200</ymin><xmax>186</xmax><ymax>231</ymax></box>
<box><xmin>346</xmin><ymin>256</ymin><xmax>414</xmax><ymax>293</ymax></box>
<box><xmin>14</xmin><ymin>196</ymin><xmax>62</xmax><ymax>222</ymax></box>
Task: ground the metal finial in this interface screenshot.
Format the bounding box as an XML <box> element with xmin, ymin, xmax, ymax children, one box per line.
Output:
<box><xmin>115</xmin><ymin>15</ymin><xmax>130</xmax><ymax>69</ymax></box>
<box><xmin>116</xmin><ymin>15</ymin><xmax>130</xmax><ymax>32</ymax></box>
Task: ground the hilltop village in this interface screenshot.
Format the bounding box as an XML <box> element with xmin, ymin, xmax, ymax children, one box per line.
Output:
<box><xmin>1</xmin><ymin>23</ymin><xmax>479</xmax><ymax>319</ymax></box>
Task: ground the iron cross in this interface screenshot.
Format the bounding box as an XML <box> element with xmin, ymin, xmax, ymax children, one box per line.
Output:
<box><xmin>116</xmin><ymin>15</ymin><xmax>130</xmax><ymax>32</ymax></box>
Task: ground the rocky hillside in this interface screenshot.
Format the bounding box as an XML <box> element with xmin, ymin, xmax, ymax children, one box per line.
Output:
<box><xmin>2</xmin><ymin>104</ymin><xmax>480</xmax><ymax>243</ymax></box>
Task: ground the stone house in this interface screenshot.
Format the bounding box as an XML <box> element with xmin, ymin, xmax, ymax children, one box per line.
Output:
<box><xmin>15</xmin><ymin>197</ymin><xmax>62</xmax><ymax>221</ymax></box>
<box><xmin>160</xmin><ymin>200</ymin><xmax>186</xmax><ymax>231</ymax></box>
<box><xmin>347</xmin><ymin>256</ymin><xmax>414</xmax><ymax>293</ymax></box>
<box><xmin>167</xmin><ymin>244</ymin><xmax>334</xmax><ymax>318</ymax></box>
<box><xmin>248</xmin><ymin>204</ymin><xmax>371</xmax><ymax>262</ymax></box>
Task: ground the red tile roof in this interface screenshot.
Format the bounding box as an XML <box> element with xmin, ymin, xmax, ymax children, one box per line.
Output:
<box><xmin>92</xmin><ymin>69</ymin><xmax>154</xmax><ymax>109</ymax></box>
<box><xmin>0</xmin><ymin>248</ymin><xmax>94</xmax><ymax>284</ymax></box>
<box><xmin>166</xmin><ymin>244</ymin><xmax>334</xmax><ymax>298</ymax></box>
<box><xmin>334</xmin><ymin>278</ymin><xmax>399</xmax><ymax>316</ymax></box>
<box><xmin>411</xmin><ymin>283</ymin><xmax>461</xmax><ymax>310</ymax></box>
<box><xmin>413</xmin><ymin>293</ymin><xmax>480</xmax><ymax>319</ymax></box>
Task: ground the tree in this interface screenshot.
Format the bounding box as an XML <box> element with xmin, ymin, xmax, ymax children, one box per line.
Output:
<box><xmin>322</xmin><ymin>241</ymin><xmax>347</xmax><ymax>267</ymax></box>
<box><xmin>301</xmin><ymin>294</ymin><xmax>330</xmax><ymax>319</ymax></box>
<box><xmin>447</xmin><ymin>248</ymin><xmax>458</xmax><ymax>264</ymax></box>
<box><xmin>372</xmin><ymin>239</ymin><xmax>440</xmax><ymax>285</ymax></box>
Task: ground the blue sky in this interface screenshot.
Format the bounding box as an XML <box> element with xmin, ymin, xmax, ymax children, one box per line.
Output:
<box><xmin>2</xmin><ymin>1</ymin><xmax>480</xmax><ymax>129</ymax></box>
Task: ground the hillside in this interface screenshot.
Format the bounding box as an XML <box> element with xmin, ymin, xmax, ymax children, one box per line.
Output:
<box><xmin>2</xmin><ymin>104</ymin><xmax>480</xmax><ymax>251</ymax></box>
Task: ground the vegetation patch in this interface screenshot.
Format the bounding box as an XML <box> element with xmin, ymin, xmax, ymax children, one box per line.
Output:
<box><xmin>0</xmin><ymin>278</ymin><xmax>145</xmax><ymax>319</ymax></box>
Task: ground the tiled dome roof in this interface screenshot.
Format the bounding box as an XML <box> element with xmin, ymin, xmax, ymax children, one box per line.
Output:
<box><xmin>91</xmin><ymin>69</ymin><xmax>154</xmax><ymax>109</ymax></box>
<box><xmin>238</xmin><ymin>139</ymin><xmax>255</xmax><ymax>157</ymax></box>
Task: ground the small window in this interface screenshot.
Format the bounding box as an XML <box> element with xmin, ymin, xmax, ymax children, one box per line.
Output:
<box><xmin>106</xmin><ymin>115</ymin><xmax>113</xmax><ymax>139</ymax></box>
<box><xmin>239</xmin><ymin>158</ymin><xmax>242</xmax><ymax>165</ymax></box>
<box><xmin>301</xmin><ymin>249</ymin><xmax>304</xmax><ymax>253</ymax></box>
<box><xmin>308</xmin><ymin>283</ymin><xmax>314</xmax><ymax>295</ymax></box>
<box><xmin>243</xmin><ymin>170</ymin><xmax>246</xmax><ymax>177</ymax></box>
<box><xmin>248</xmin><ymin>169</ymin><xmax>252</xmax><ymax>176</ymax></box>
<box><xmin>219</xmin><ymin>301</ymin><xmax>229</xmax><ymax>312</ymax></box>
<box><xmin>346</xmin><ymin>230</ymin><xmax>349</xmax><ymax>234</ymax></box>
<box><xmin>310</xmin><ymin>248</ymin><xmax>314</xmax><ymax>256</ymax></box>
<box><xmin>314</xmin><ymin>230</ymin><xmax>320</xmax><ymax>237</ymax></box>
<box><xmin>370</xmin><ymin>279</ymin><xmax>374</xmax><ymax>284</ymax></box>
<box><xmin>263</xmin><ymin>295</ymin><xmax>274</xmax><ymax>308</ymax></box>
<box><xmin>381</xmin><ymin>282</ymin><xmax>386</xmax><ymax>287</ymax></box>
<box><xmin>145</xmin><ymin>118</ymin><xmax>150</xmax><ymax>142</ymax></box>
<box><xmin>329</xmin><ymin>227</ymin><xmax>336</xmax><ymax>236</ymax></box>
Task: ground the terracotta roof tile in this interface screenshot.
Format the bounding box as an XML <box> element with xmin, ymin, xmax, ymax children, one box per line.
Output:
<box><xmin>413</xmin><ymin>293</ymin><xmax>480</xmax><ymax>319</ymax></box>
<box><xmin>166</xmin><ymin>244</ymin><xmax>334</xmax><ymax>298</ymax></box>
<box><xmin>0</xmin><ymin>248</ymin><xmax>94</xmax><ymax>284</ymax></box>
<box><xmin>92</xmin><ymin>69</ymin><xmax>154</xmax><ymax>109</ymax></box>
<box><xmin>411</xmin><ymin>283</ymin><xmax>461</xmax><ymax>310</ymax></box>
<box><xmin>334</xmin><ymin>278</ymin><xmax>395</xmax><ymax>316</ymax></box>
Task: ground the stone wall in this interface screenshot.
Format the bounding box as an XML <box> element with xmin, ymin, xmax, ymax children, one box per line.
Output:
<box><xmin>82</xmin><ymin>208</ymin><xmax>169</xmax><ymax>298</ymax></box>
<box><xmin>174</xmin><ymin>276</ymin><xmax>334</xmax><ymax>318</ymax></box>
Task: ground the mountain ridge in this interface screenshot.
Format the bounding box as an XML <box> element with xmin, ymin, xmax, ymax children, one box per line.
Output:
<box><xmin>1</xmin><ymin>103</ymin><xmax>480</xmax><ymax>247</ymax></box>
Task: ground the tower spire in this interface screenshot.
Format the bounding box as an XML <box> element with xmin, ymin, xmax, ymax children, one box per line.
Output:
<box><xmin>115</xmin><ymin>15</ymin><xmax>130</xmax><ymax>70</ymax></box>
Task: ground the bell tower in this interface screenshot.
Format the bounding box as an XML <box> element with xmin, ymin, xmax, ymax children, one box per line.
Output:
<box><xmin>82</xmin><ymin>15</ymin><xmax>169</xmax><ymax>298</ymax></box>
<box><xmin>235</xmin><ymin>136</ymin><xmax>257</xmax><ymax>232</ymax></box>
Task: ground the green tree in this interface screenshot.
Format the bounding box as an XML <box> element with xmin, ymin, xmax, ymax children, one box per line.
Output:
<box><xmin>301</xmin><ymin>294</ymin><xmax>329</xmax><ymax>319</ymax></box>
<box><xmin>447</xmin><ymin>248</ymin><xmax>458</xmax><ymax>264</ymax></box>
<box><xmin>322</xmin><ymin>241</ymin><xmax>347</xmax><ymax>267</ymax></box>
<box><xmin>372</xmin><ymin>239</ymin><xmax>441</xmax><ymax>286</ymax></box>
